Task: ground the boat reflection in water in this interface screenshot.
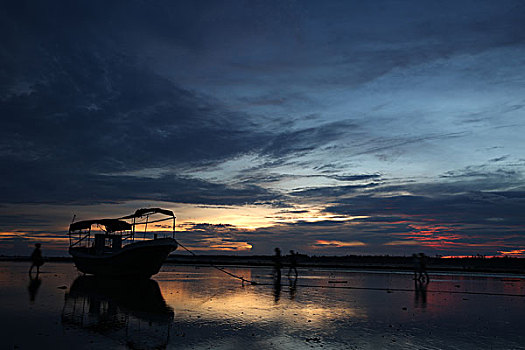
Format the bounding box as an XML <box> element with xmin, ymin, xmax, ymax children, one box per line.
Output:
<box><xmin>62</xmin><ymin>276</ymin><xmax>174</xmax><ymax>349</ymax></box>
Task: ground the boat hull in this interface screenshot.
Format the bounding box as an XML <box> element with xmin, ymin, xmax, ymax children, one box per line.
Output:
<box><xmin>69</xmin><ymin>238</ymin><xmax>177</xmax><ymax>278</ymax></box>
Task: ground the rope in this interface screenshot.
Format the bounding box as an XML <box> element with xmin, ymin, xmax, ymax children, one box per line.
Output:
<box><xmin>177</xmin><ymin>241</ymin><xmax>259</xmax><ymax>285</ymax></box>
<box><xmin>174</xmin><ymin>241</ymin><xmax>525</xmax><ymax>297</ymax></box>
<box><xmin>293</xmin><ymin>283</ymin><xmax>525</xmax><ymax>298</ymax></box>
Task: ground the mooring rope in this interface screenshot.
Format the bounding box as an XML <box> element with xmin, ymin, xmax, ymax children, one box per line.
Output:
<box><xmin>177</xmin><ymin>241</ymin><xmax>259</xmax><ymax>285</ymax></box>
<box><xmin>175</xmin><ymin>241</ymin><xmax>525</xmax><ymax>297</ymax></box>
<box><xmin>293</xmin><ymin>283</ymin><xmax>525</xmax><ymax>297</ymax></box>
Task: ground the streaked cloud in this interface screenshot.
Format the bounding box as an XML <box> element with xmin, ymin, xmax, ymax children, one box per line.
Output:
<box><xmin>312</xmin><ymin>240</ymin><xmax>367</xmax><ymax>249</ymax></box>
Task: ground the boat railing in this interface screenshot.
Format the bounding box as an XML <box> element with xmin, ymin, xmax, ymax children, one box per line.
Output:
<box><xmin>130</xmin><ymin>216</ymin><xmax>176</xmax><ymax>241</ymax></box>
<box><xmin>69</xmin><ymin>231</ymin><xmax>91</xmax><ymax>247</ymax></box>
<box><xmin>68</xmin><ymin>208</ymin><xmax>177</xmax><ymax>248</ymax></box>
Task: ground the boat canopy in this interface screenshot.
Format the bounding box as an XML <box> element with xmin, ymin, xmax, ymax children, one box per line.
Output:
<box><xmin>69</xmin><ymin>208</ymin><xmax>175</xmax><ymax>234</ymax></box>
<box><xmin>69</xmin><ymin>219</ymin><xmax>133</xmax><ymax>233</ymax></box>
<box><xmin>120</xmin><ymin>208</ymin><xmax>175</xmax><ymax>219</ymax></box>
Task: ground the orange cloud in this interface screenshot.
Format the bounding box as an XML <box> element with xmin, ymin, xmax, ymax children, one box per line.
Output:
<box><xmin>0</xmin><ymin>231</ymin><xmax>67</xmax><ymax>243</ymax></box>
<box><xmin>188</xmin><ymin>238</ymin><xmax>253</xmax><ymax>251</ymax></box>
<box><xmin>312</xmin><ymin>240</ymin><xmax>366</xmax><ymax>248</ymax></box>
<box><xmin>497</xmin><ymin>249</ymin><xmax>525</xmax><ymax>257</ymax></box>
<box><xmin>388</xmin><ymin>223</ymin><xmax>466</xmax><ymax>249</ymax></box>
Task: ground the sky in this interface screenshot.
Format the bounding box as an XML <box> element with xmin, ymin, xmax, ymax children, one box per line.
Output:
<box><xmin>1</xmin><ymin>0</ymin><xmax>525</xmax><ymax>257</ymax></box>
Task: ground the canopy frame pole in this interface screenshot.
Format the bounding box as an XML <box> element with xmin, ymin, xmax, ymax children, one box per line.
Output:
<box><xmin>144</xmin><ymin>215</ymin><xmax>149</xmax><ymax>240</ymax></box>
<box><xmin>132</xmin><ymin>217</ymin><xmax>136</xmax><ymax>242</ymax></box>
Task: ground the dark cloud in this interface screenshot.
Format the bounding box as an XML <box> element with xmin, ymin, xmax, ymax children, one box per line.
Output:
<box><xmin>262</xmin><ymin>120</ymin><xmax>359</xmax><ymax>157</ymax></box>
<box><xmin>440</xmin><ymin>167</ymin><xmax>519</xmax><ymax>180</ymax></box>
<box><xmin>304</xmin><ymin>172</ymin><xmax>525</xmax><ymax>255</ymax></box>
<box><xmin>1</xmin><ymin>1</ymin><xmax>294</xmax><ymax>206</ymax></box>
<box><xmin>489</xmin><ymin>156</ymin><xmax>509</xmax><ymax>162</ymax></box>
<box><xmin>290</xmin><ymin>183</ymin><xmax>380</xmax><ymax>198</ymax></box>
<box><xmin>304</xmin><ymin>1</ymin><xmax>525</xmax><ymax>86</ymax></box>
<box><xmin>282</xmin><ymin>220</ymin><xmax>348</xmax><ymax>227</ymax></box>
<box><xmin>331</xmin><ymin>174</ymin><xmax>381</xmax><ymax>181</ymax></box>
<box><xmin>0</xmin><ymin>171</ymin><xmax>281</xmax><ymax>205</ymax></box>
<box><xmin>1</xmin><ymin>59</ymin><xmax>266</xmax><ymax>168</ymax></box>
<box><xmin>277</xmin><ymin>209</ymin><xmax>309</xmax><ymax>214</ymax></box>
<box><xmin>326</xmin><ymin>190</ymin><xmax>525</xmax><ymax>229</ymax></box>
<box><xmin>0</xmin><ymin>214</ymin><xmax>51</xmax><ymax>227</ymax></box>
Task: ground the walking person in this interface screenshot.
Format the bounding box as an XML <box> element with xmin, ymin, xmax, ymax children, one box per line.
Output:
<box><xmin>273</xmin><ymin>247</ymin><xmax>282</xmax><ymax>281</ymax></box>
<box><xmin>29</xmin><ymin>243</ymin><xmax>44</xmax><ymax>276</ymax></box>
<box><xmin>418</xmin><ymin>253</ymin><xmax>429</xmax><ymax>282</ymax></box>
<box><xmin>412</xmin><ymin>253</ymin><xmax>420</xmax><ymax>280</ymax></box>
<box><xmin>272</xmin><ymin>248</ymin><xmax>282</xmax><ymax>303</ymax></box>
<box><xmin>288</xmin><ymin>274</ymin><xmax>297</xmax><ymax>300</ymax></box>
<box><xmin>288</xmin><ymin>250</ymin><xmax>298</xmax><ymax>278</ymax></box>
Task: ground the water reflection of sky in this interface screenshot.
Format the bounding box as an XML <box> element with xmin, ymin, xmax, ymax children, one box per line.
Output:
<box><xmin>157</xmin><ymin>267</ymin><xmax>365</xmax><ymax>326</ymax></box>
<box><xmin>1</xmin><ymin>262</ymin><xmax>525</xmax><ymax>349</ymax></box>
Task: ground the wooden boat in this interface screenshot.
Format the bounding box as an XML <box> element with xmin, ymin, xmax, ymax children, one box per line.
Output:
<box><xmin>68</xmin><ymin>208</ymin><xmax>178</xmax><ymax>278</ymax></box>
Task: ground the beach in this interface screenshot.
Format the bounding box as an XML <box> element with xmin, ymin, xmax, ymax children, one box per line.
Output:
<box><xmin>1</xmin><ymin>261</ymin><xmax>525</xmax><ymax>349</ymax></box>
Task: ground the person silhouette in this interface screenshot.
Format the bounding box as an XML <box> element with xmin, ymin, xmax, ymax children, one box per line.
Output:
<box><xmin>418</xmin><ymin>253</ymin><xmax>429</xmax><ymax>282</ymax></box>
<box><xmin>29</xmin><ymin>243</ymin><xmax>44</xmax><ymax>275</ymax></box>
<box><xmin>413</xmin><ymin>252</ymin><xmax>429</xmax><ymax>282</ymax></box>
<box><xmin>273</xmin><ymin>247</ymin><xmax>282</xmax><ymax>280</ymax></box>
<box><xmin>273</xmin><ymin>272</ymin><xmax>282</xmax><ymax>303</ymax></box>
<box><xmin>288</xmin><ymin>250</ymin><xmax>298</xmax><ymax>278</ymax></box>
<box><xmin>272</xmin><ymin>248</ymin><xmax>282</xmax><ymax>303</ymax></box>
<box><xmin>412</xmin><ymin>253</ymin><xmax>420</xmax><ymax>280</ymax></box>
<box><xmin>288</xmin><ymin>274</ymin><xmax>297</xmax><ymax>300</ymax></box>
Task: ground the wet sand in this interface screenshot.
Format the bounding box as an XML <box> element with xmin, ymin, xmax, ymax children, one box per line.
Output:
<box><xmin>1</xmin><ymin>261</ymin><xmax>524</xmax><ymax>349</ymax></box>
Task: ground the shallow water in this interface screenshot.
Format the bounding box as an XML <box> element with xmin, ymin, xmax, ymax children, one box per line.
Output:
<box><xmin>1</xmin><ymin>261</ymin><xmax>525</xmax><ymax>349</ymax></box>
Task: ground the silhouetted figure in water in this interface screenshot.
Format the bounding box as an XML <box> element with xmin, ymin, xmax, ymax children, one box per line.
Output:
<box><xmin>273</xmin><ymin>248</ymin><xmax>282</xmax><ymax>303</ymax></box>
<box><xmin>273</xmin><ymin>247</ymin><xmax>282</xmax><ymax>281</ymax></box>
<box><xmin>28</xmin><ymin>274</ymin><xmax>42</xmax><ymax>302</ymax></box>
<box><xmin>413</xmin><ymin>252</ymin><xmax>429</xmax><ymax>282</ymax></box>
<box><xmin>273</xmin><ymin>273</ymin><xmax>282</xmax><ymax>303</ymax></box>
<box><xmin>29</xmin><ymin>243</ymin><xmax>44</xmax><ymax>275</ymax></box>
<box><xmin>288</xmin><ymin>250</ymin><xmax>298</xmax><ymax>278</ymax></box>
<box><xmin>288</xmin><ymin>275</ymin><xmax>297</xmax><ymax>300</ymax></box>
<box><xmin>412</xmin><ymin>253</ymin><xmax>420</xmax><ymax>280</ymax></box>
<box><xmin>418</xmin><ymin>253</ymin><xmax>429</xmax><ymax>282</ymax></box>
<box><xmin>414</xmin><ymin>277</ymin><xmax>428</xmax><ymax>308</ymax></box>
